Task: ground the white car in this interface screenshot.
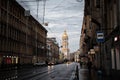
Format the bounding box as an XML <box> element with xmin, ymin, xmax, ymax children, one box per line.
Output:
<box><xmin>34</xmin><ymin>62</ymin><xmax>46</xmax><ymax>66</ymax></box>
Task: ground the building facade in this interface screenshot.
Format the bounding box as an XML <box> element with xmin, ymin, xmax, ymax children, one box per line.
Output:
<box><xmin>102</xmin><ymin>0</ymin><xmax>120</xmax><ymax>76</ymax></box>
<box><xmin>46</xmin><ymin>38</ymin><xmax>59</xmax><ymax>64</ymax></box>
<box><xmin>80</xmin><ymin>0</ymin><xmax>120</xmax><ymax>77</ymax></box>
<box><xmin>0</xmin><ymin>0</ymin><xmax>47</xmax><ymax>67</ymax></box>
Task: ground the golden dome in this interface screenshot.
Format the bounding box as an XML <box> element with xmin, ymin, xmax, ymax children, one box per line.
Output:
<box><xmin>62</xmin><ymin>30</ymin><xmax>68</xmax><ymax>40</ymax></box>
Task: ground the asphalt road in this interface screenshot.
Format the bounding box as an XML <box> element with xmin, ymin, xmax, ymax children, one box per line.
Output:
<box><xmin>0</xmin><ymin>62</ymin><xmax>78</xmax><ymax>80</ymax></box>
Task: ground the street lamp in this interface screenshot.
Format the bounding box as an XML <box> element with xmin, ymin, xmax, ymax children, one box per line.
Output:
<box><xmin>19</xmin><ymin>0</ymin><xmax>48</xmax><ymax>26</ymax></box>
<box><xmin>37</xmin><ymin>0</ymin><xmax>48</xmax><ymax>26</ymax></box>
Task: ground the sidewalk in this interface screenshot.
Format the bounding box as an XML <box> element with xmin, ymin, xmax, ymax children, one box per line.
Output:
<box><xmin>77</xmin><ymin>63</ymin><xmax>119</xmax><ymax>80</ymax></box>
<box><xmin>78</xmin><ymin>63</ymin><xmax>89</xmax><ymax>80</ymax></box>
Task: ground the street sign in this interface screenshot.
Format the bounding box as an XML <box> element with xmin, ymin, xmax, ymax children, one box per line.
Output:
<box><xmin>97</xmin><ymin>31</ymin><xmax>104</xmax><ymax>42</ymax></box>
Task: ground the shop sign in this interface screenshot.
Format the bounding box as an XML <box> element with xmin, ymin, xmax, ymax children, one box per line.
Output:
<box><xmin>90</xmin><ymin>49</ymin><xmax>95</xmax><ymax>54</ymax></box>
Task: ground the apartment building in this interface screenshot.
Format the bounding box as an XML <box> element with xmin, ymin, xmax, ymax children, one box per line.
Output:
<box><xmin>0</xmin><ymin>0</ymin><xmax>47</xmax><ymax>67</ymax></box>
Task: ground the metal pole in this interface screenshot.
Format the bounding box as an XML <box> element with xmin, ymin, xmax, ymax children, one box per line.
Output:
<box><xmin>100</xmin><ymin>0</ymin><xmax>104</xmax><ymax>68</ymax></box>
<box><xmin>6</xmin><ymin>0</ymin><xmax>9</xmax><ymax>49</ymax></box>
<box><xmin>24</xmin><ymin>10</ymin><xmax>30</xmax><ymax>64</ymax></box>
<box><xmin>6</xmin><ymin>0</ymin><xmax>9</xmax><ymax>68</ymax></box>
<box><xmin>26</xmin><ymin>17</ymin><xmax>28</xmax><ymax>57</ymax></box>
<box><xmin>36</xmin><ymin>27</ymin><xmax>38</xmax><ymax>62</ymax></box>
<box><xmin>43</xmin><ymin>0</ymin><xmax>46</xmax><ymax>24</ymax></box>
<box><xmin>36</xmin><ymin>0</ymin><xmax>39</xmax><ymax>18</ymax></box>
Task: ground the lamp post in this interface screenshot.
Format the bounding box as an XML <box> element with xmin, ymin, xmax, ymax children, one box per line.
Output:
<box><xmin>37</xmin><ymin>0</ymin><xmax>48</xmax><ymax>26</ymax></box>
<box><xmin>35</xmin><ymin>27</ymin><xmax>38</xmax><ymax>63</ymax></box>
<box><xmin>43</xmin><ymin>0</ymin><xmax>46</xmax><ymax>24</ymax></box>
<box><xmin>25</xmin><ymin>10</ymin><xmax>30</xmax><ymax>53</ymax></box>
<box><xmin>94</xmin><ymin>46</ymin><xmax>100</xmax><ymax>68</ymax></box>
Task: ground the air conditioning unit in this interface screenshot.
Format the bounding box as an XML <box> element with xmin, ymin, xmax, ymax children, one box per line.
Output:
<box><xmin>24</xmin><ymin>10</ymin><xmax>30</xmax><ymax>16</ymax></box>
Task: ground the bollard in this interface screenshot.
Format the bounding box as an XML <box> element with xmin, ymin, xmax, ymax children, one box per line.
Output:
<box><xmin>97</xmin><ymin>69</ymin><xmax>103</xmax><ymax>80</ymax></box>
<box><xmin>75</xmin><ymin>65</ymin><xmax>79</xmax><ymax>80</ymax></box>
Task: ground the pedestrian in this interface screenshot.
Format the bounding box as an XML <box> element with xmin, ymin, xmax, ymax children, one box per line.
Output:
<box><xmin>80</xmin><ymin>61</ymin><xmax>83</xmax><ymax>68</ymax></box>
<box><xmin>45</xmin><ymin>60</ymin><xmax>48</xmax><ymax>65</ymax></box>
<box><xmin>87</xmin><ymin>60</ymin><xmax>92</xmax><ymax>74</ymax></box>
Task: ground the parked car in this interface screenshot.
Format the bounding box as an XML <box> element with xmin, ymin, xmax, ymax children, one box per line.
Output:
<box><xmin>48</xmin><ymin>61</ymin><xmax>55</xmax><ymax>65</ymax></box>
<box><xmin>33</xmin><ymin>61</ymin><xmax>46</xmax><ymax>66</ymax></box>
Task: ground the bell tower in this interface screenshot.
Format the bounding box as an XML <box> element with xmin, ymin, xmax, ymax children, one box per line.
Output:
<box><xmin>61</xmin><ymin>30</ymin><xmax>69</xmax><ymax>60</ymax></box>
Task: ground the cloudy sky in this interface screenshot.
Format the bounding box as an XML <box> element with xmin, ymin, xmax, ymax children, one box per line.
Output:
<box><xmin>17</xmin><ymin>0</ymin><xmax>84</xmax><ymax>53</ymax></box>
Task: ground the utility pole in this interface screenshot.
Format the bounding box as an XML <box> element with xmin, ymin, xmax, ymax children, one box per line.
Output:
<box><xmin>36</xmin><ymin>0</ymin><xmax>40</xmax><ymax>18</ymax></box>
<box><xmin>43</xmin><ymin>0</ymin><xmax>46</xmax><ymax>24</ymax></box>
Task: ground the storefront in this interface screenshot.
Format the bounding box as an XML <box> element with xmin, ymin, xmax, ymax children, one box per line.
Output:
<box><xmin>0</xmin><ymin>55</ymin><xmax>18</xmax><ymax>68</ymax></box>
<box><xmin>111</xmin><ymin>35</ymin><xmax>120</xmax><ymax>76</ymax></box>
<box><xmin>0</xmin><ymin>54</ymin><xmax>2</xmax><ymax>67</ymax></box>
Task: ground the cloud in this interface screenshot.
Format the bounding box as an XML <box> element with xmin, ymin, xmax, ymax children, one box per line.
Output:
<box><xmin>17</xmin><ymin>0</ymin><xmax>84</xmax><ymax>53</ymax></box>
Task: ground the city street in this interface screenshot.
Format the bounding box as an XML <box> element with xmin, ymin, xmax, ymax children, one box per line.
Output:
<box><xmin>0</xmin><ymin>0</ymin><xmax>120</xmax><ymax>80</ymax></box>
<box><xmin>0</xmin><ymin>62</ymin><xmax>78</xmax><ymax>80</ymax></box>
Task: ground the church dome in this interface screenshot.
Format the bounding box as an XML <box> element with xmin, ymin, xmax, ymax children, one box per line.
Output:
<box><xmin>62</xmin><ymin>30</ymin><xmax>68</xmax><ymax>40</ymax></box>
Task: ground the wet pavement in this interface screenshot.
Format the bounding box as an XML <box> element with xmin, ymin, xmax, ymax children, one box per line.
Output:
<box><xmin>0</xmin><ymin>63</ymin><xmax>119</xmax><ymax>80</ymax></box>
<box><xmin>0</xmin><ymin>62</ymin><xmax>77</xmax><ymax>80</ymax></box>
<box><xmin>77</xmin><ymin>63</ymin><xmax>119</xmax><ymax>80</ymax></box>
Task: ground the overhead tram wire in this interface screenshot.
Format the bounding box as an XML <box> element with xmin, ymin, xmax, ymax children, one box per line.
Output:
<box><xmin>45</xmin><ymin>0</ymin><xmax>83</xmax><ymax>15</ymax></box>
<box><xmin>17</xmin><ymin>0</ymin><xmax>80</xmax><ymax>40</ymax></box>
<box><xmin>45</xmin><ymin>0</ymin><xmax>65</xmax><ymax>16</ymax></box>
<box><xmin>17</xmin><ymin>0</ymin><xmax>64</xmax><ymax>41</ymax></box>
<box><xmin>17</xmin><ymin>0</ymin><xmax>56</xmax><ymax>33</ymax></box>
<box><xmin>17</xmin><ymin>0</ymin><xmax>46</xmax><ymax>22</ymax></box>
<box><xmin>43</xmin><ymin>0</ymin><xmax>65</xmax><ymax>37</ymax></box>
<box><xmin>18</xmin><ymin>0</ymin><xmax>64</xmax><ymax>25</ymax></box>
<box><xmin>44</xmin><ymin>0</ymin><xmax>82</xmax><ymax>33</ymax></box>
<box><xmin>76</xmin><ymin>0</ymin><xmax>83</xmax><ymax>2</ymax></box>
<box><xmin>18</xmin><ymin>0</ymin><xmax>65</xmax><ymax>25</ymax></box>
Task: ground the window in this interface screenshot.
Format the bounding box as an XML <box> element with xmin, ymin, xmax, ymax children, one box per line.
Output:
<box><xmin>1</xmin><ymin>40</ymin><xmax>2</xmax><ymax>51</ymax></box>
<box><xmin>0</xmin><ymin>8</ymin><xmax>1</xmax><ymax>19</ymax></box>
<box><xmin>0</xmin><ymin>23</ymin><xmax>1</xmax><ymax>35</ymax></box>
<box><xmin>8</xmin><ymin>27</ymin><xmax>10</xmax><ymax>37</ymax></box>
<box><xmin>113</xmin><ymin>4</ymin><xmax>117</xmax><ymax>28</ymax></box>
<box><xmin>115</xmin><ymin>46</ymin><xmax>120</xmax><ymax>70</ymax></box>
<box><xmin>111</xmin><ymin>49</ymin><xmax>115</xmax><ymax>69</ymax></box>
<box><xmin>0</xmin><ymin>39</ymin><xmax>1</xmax><ymax>50</ymax></box>
<box><xmin>95</xmin><ymin>0</ymin><xmax>100</xmax><ymax>8</ymax></box>
<box><xmin>2</xmin><ymin>24</ymin><xmax>6</xmax><ymax>36</ymax></box>
<box><xmin>10</xmin><ymin>41</ymin><xmax>11</xmax><ymax>51</ymax></box>
<box><xmin>2</xmin><ymin>40</ymin><xmax>5</xmax><ymax>51</ymax></box>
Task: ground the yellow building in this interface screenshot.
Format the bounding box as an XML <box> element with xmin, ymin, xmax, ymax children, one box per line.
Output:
<box><xmin>61</xmin><ymin>30</ymin><xmax>69</xmax><ymax>60</ymax></box>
